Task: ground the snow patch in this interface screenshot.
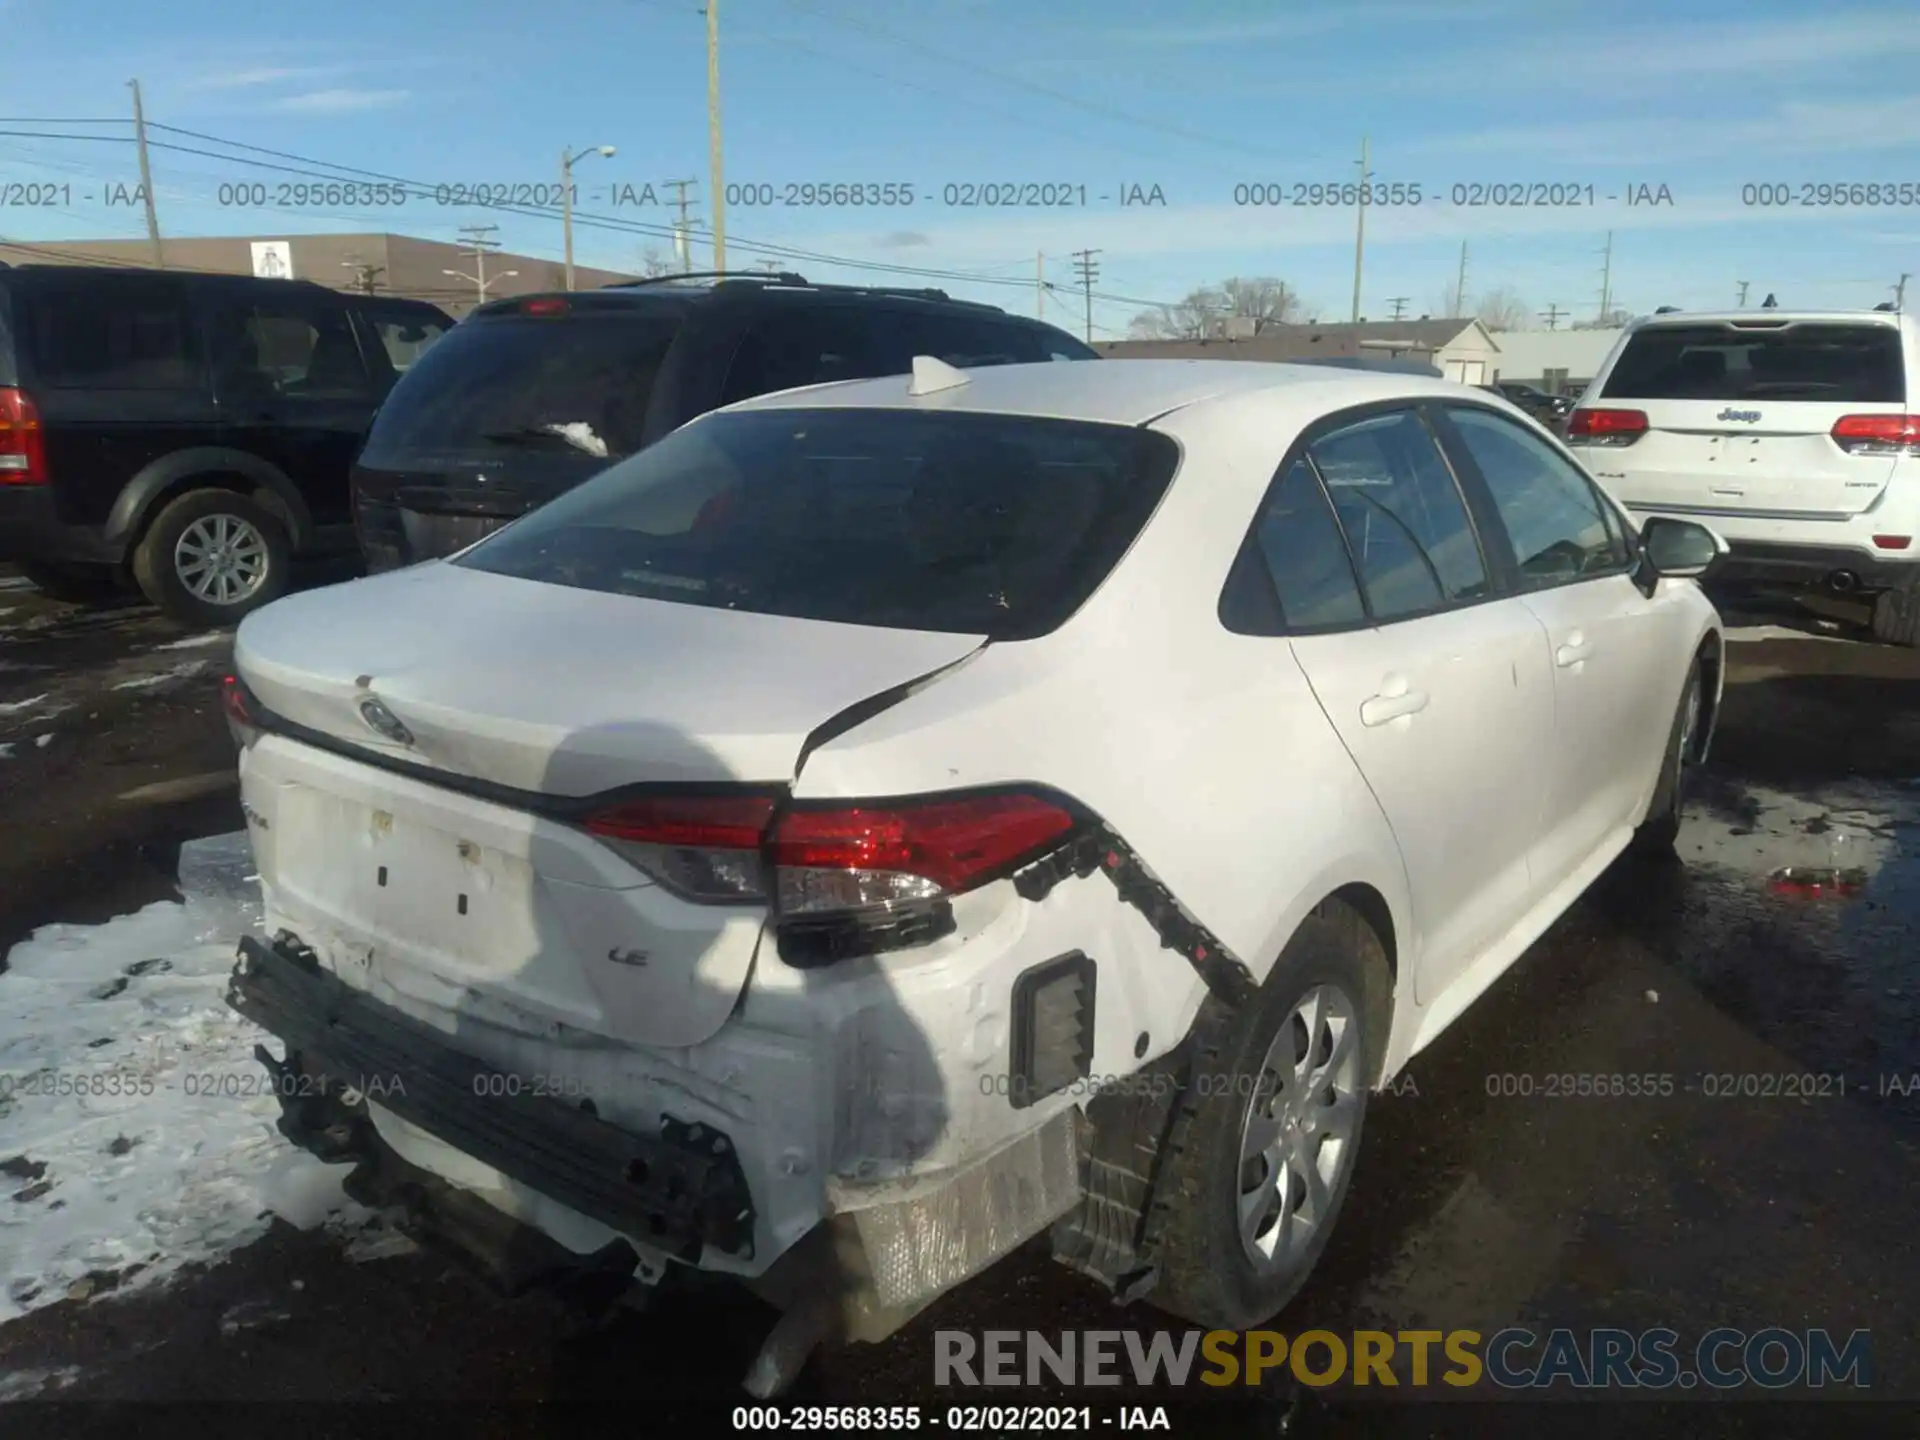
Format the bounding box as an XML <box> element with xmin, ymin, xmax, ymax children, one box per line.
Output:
<box><xmin>544</xmin><ymin>421</ymin><xmax>609</xmax><ymax>457</ymax></box>
<box><xmin>0</xmin><ymin>745</ymin><xmax>12</xmax><ymax>761</ymax></box>
<box><xmin>112</xmin><ymin>661</ymin><xmax>210</xmax><ymax>692</ymax></box>
<box><xmin>154</xmin><ymin>632</ymin><xmax>228</xmax><ymax>652</ymax></box>
<box><xmin>0</xmin><ymin>833</ymin><xmax>366</xmax><ymax>1325</ymax></box>
<box><xmin>0</xmin><ymin>694</ymin><xmax>49</xmax><ymax>716</ymax></box>
<box><xmin>0</xmin><ymin>1364</ymin><xmax>83</xmax><ymax>1401</ymax></box>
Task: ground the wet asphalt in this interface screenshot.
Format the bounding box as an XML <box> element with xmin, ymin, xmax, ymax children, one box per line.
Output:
<box><xmin>0</xmin><ymin>567</ymin><xmax>1916</xmax><ymax>1435</ymax></box>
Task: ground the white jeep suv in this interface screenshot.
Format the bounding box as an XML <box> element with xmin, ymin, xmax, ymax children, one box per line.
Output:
<box><xmin>1567</xmin><ymin>307</ymin><xmax>1920</xmax><ymax>645</ymax></box>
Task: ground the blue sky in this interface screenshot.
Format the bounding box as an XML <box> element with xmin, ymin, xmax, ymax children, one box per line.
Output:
<box><xmin>3</xmin><ymin>0</ymin><xmax>1919</xmax><ymax>335</ymax></box>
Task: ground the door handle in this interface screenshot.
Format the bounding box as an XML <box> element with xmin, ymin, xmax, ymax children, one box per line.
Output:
<box><xmin>1360</xmin><ymin>688</ymin><xmax>1429</xmax><ymax>727</ymax></box>
<box><xmin>1555</xmin><ymin>634</ymin><xmax>1593</xmax><ymax>667</ymax></box>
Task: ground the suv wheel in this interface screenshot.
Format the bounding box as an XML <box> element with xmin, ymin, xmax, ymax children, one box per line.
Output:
<box><xmin>15</xmin><ymin>560</ymin><xmax>129</xmax><ymax>604</ymax></box>
<box><xmin>1147</xmin><ymin>898</ymin><xmax>1384</xmax><ymax>1331</ymax></box>
<box><xmin>132</xmin><ymin>489</ymin><xmax>292</xmax><ymax>627</ymax></box>
<box><xmin>1870</xmin><ymin>573</ymin><xmax>1920</xmax><ymax>648</ymax></box>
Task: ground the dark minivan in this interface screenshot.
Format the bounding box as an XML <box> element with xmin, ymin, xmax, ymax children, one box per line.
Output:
<box><xmin>351</xmin><ymin>273</ymin><xmax>1098</xmax><ymax>571</ymax></box>
<box><xmin>0</xmin><ymin>262</ymin><xmax>450</xmax><ymax>623</ymax></box>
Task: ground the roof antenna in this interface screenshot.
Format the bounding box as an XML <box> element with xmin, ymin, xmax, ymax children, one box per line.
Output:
<box><xmin>1761</xmin><ymin>293</ymin><xmax>1778</xmax><ymax>308</ymax></box>
<box><xmin>907</xmin><ymin>355</ymin><xmax>971</xmax><ymax>395</ymax></box>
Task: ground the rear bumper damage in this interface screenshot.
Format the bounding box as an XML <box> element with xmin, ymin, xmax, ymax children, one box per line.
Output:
<box><xmin>227</xmin><ymin>932</ymin><xmax>758</xmax><ymax>1267</ymax></box>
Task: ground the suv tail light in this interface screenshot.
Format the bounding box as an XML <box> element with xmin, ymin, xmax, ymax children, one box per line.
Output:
<box><xmin>1831</xmin><ymin>413</ymin><xmax>1920</xmax><ymax>456</ymax></box>
<box><xmin>0</xmin><ymin>387</ymin><xmax>49</xmax><ymax>484</ymax></box>
<box><xmin>583</xmin><ymin>789</ymin><xmax>1080</xmax><ymax>965</ymax></box>
<box><xmin>1565</xmin><ymin>407</ymin><xmax>1648</xmax><ymax>446</ymax></box>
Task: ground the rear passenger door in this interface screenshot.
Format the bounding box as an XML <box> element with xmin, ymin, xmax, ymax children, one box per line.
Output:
<box><xmin>15</xmin><ymin>274</ymin><xmax>215</xmax><ymax>531</ymax></box>
<box><xmin>1434</xmin><ymin>403</ymin><xmax>1673</xmax><ymax>890</ymax></box>
<box><xmin>1266</xmin><ymin>407</ymin><xmax>1557</xmax><ymax>1006</ymax></box>
<box><xmin>206</xmin><ymin>288</ymin><xmax>378</xmax><ymax>528</ymax></box>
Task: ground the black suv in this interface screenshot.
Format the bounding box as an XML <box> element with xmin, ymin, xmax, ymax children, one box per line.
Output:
<box><xmin>1488</xmin><ymin>380</ymin><xmax>1576</xmax><ymax>429</ymax></box>
<box><xmin>351</xmin><ymin>273</ymin><xmax>1098</xmax><ymax>570</ymax></box>
<box><xmin>0</xmin><ymin>263</ymin><xmax>451</xmax><ymax>623</ymax></box>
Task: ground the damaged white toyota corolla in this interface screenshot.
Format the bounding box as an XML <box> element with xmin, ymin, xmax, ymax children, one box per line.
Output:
<box><xmin>220</xmin><ymin>357</ymin><xmax>1725</xmax><ymax>1393</ymax></box>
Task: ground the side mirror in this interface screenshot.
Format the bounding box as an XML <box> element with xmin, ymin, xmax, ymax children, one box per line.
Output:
<box><xmin>1640</xmin><ymin>516</ymin><xmax>1727</xmax><ymax>578</ymax></box>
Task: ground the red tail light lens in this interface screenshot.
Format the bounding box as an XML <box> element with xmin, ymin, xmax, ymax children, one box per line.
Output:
<box><xmin>580</xmin><ymin>788</ymin><xmax>1079</xmax><ymax>926</ymax></box>
<box><xmin>1566</xmin><ymin>407</ymin><xmax>1648</xmax><ymax>445</ymax></box>
<box><xmin>771</xmin><ymin>793</ymin><xmax>1078</xmax><ymax>913</ymax></box>
<box><xmin>0</xmin><ymin>387</ymin><xmax>49</xmax><ymax>485</ymax></box>
<box><xmin>222</xmin><ymin>674</ymin><xmax>265</xmax><ymax>748</ymax></box>
<box><xmin>1831</xmin><ymin>413</ymin><xmax>1920</xmax><ymax>455</ymax></box>
<box><xmin>519</xmin><ymin>297</ymin><xmax>570</xmax><ymax>316</ymax></box>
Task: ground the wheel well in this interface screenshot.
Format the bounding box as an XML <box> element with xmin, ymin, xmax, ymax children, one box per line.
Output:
<box><xmin>1329</xmin><ymin>881</ymin><xmax>1396</xmax><ymax>1084</ymax></box>
<box><xmin>1693</xmin><ymin>629</ymin><xmax>1723</xmax><ymax>762</ymax></box>
<box><xmin>129</xmin><ymin>475</ymin><xmax>298</xmax><ymax>549</ymax></box>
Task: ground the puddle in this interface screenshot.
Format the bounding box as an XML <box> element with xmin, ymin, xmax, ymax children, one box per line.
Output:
<box><xmin>1768</xmin><ymin>866</ymin><xmax>1870</xmax><ymax>899</ymax></box>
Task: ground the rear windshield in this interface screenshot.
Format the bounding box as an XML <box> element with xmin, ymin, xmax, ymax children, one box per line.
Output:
<box><xmin>357</xmin><ymin>312</ymin><xmax>682</xmax><ymax>467</ymax></box>
<box><xmin>1599</xmin><ymin>323</ymin><xmax>1905</xmax><ymax>404</ymax></box>
<box><xmin>455</xmin><ymin>407</ymin><xmax>1180</xmax><ymax>639</ymax></box>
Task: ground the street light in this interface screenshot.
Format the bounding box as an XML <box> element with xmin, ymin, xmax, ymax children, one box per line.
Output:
<box><xmin>561</xmin><ymin>143</ymin><xmax>617</xmax><ymax>291</ymax></box>
<box><xmin>442</xmin><ymin>264</ymin><xmax>517</xmax><ymax>308</ymax></box>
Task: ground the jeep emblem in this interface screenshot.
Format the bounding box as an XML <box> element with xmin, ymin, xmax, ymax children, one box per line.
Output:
<box><xmin>1716</xmin><ymin>408</ymin><xmax>1762</xmax><ymax>423</ymax></box>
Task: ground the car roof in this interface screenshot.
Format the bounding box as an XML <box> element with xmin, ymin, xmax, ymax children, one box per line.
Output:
<box><xmin>721</xmin><ymin>358</ymin><xmax>1476</xmax><ymax>427</ymax></box>
<box><xmin>1629</xmin><ymin>308</ymin><xmax>1908</xmax><ymax>327</ymax></box>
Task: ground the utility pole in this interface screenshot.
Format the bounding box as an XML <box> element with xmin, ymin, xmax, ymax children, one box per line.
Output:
<box><xmin>1036</xmin><ymin>251</ymin><xmax>1045</xmax><ymax>320</ymax></box>
<box><xmin>443</xmin><ymin>225</ymin><xmax>516</xmax><ymax>308</ymax></box>
<box><xmin>705</xmin><ymin>0</ymin><xmax>725</xmax><ymax>274</ymax></box>
<box><xmin>1454</xmin><ymin>241</ymin><xmax>1468</xmax><ymax>318</ymax></box>
<box><xmin>1736</xmin><ymin>280</ymin><xmax>1750</xmax><ymax>307</ymax></box>
<box><xmin>1386</xmin><ymin>296</ymin><xmax>1409</xmax><ymax>321</ymax></box>
<box><xmin>1896</xmin><ymin>273</ymin><xmax>1911</xmax><ymax>311</ymax></box>
<box><xmin>1539</xmin><ymin>302</ymin><xmax>1565</xmax><ymax>330</ymax></box>
<box><xmin>1597</xmin><ymin>230</ymin><xmax>1614</xmax><ymax>324</ymax></box>
<box><xmin>1350</xmin><ymin>136</ymin><xmax>1369</xmax><ymax>323</ymax></box>
<box><xmin>1071</xmin><ymin>248</ymin><xmax>1100</xmax><ymax>344</ymax></box>
<box><xmin>128</xmin><ymin>79</ymin><xmax>164</xmax><ymax>269</ymax></box>
<box><xmin>664</xmin><ymin>179</ymin><xmax>700</xmax><ymax>270</ymax></box>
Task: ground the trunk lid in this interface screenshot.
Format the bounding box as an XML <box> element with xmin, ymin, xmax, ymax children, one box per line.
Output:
<box><xmin>234</xmin><ymin>563</ymin><xmax>983</xmax><ymax>1048</ymax></box>
<box><xmin>1594</xmin><ymin>398</ymin><xmax>1900</xmax><ymax>517</ymax></box>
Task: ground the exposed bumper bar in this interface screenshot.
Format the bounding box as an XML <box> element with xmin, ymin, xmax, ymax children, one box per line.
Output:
<box><xmin>226</xmin><ymin>932</ymin><xmax>757</xmax><ymax>1264</ymax></box>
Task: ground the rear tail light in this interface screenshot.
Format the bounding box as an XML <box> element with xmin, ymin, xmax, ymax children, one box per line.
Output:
<box><xmin>1874</xmin><ymin>535</ymin><xmax>1913</xmax><ymax>550</ymax></box>
<box><xmin>222</xmin><ymin>674</ymin><xmax>263</xmax><ymax>747</ymax></box>
<box><xmin>1831</xmin><ymin>413</ymin><xmax>1920</xmax><ymax>456</ymax></box>
<box><xmin>519</xmin><ymin>297</ymin><xmax>570</xmax><ymax>316</ymax></box>
<box><xmin>1565</xmin><ymin>407</ymin><xmax>1648</xmax><ymax>446</ymax></box>
<box><xmin>0</xmin><ymin>387</ymin><xmax>49</xmax><ymax>484</ymax></box>
<box><xmin>583</xmin><ymin>789</ymin><xmax>1081</xmax><ymax>965</ymax></box>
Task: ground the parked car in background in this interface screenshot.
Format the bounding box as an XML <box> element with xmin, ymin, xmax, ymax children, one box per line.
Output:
<box><xmin>1566</xmin><ymin>307</ymin><xmax>1920</xmax><ymax>646</ymax></box>
<box><xmin>1489</xmin><ymin>380</ymin><xmax>1576</xmax><ymax>430</ymax></box>
<box><xmin>225</xmin><ymin>358</ymin><xmax>1725</xmax><ymax>1396</ymax></box>
<box><xmin>349</xmin><ymin>273</ymin><xmax>1099</xmax><ymax>572</ymax></box>
<box><xmin>0</xmin><ymin>262</ymin><xmax>450</xmax><ymax>623</ymax></box>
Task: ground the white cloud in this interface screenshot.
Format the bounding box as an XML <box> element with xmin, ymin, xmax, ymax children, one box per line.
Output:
<box><xmin>273</xmin><ymin>88</ymin><xmax>411</xmax><ymax>114</ymax></box>
<box><xmin>186</xmin><ymin>64</ymin><xmax>347</xmax><ymax>91</ymax></box>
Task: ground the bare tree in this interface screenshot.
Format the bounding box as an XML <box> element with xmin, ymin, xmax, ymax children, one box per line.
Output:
<box><xmin>637</xmin><ymin>245</ymin><xmax>677</xmax><ymax>277</ymax></box>
<box><xmin>1573</xmin><ymin>307</ymin><xmax>1632</xmax><ymax>329</ymax></box>
<box><xmin>1436</xmin><ymin>282</ymin><xmax>1467</xmax><ymax>319</ymax></box>
<box><xmin>1127</xmin><ymin>275</ymin><xmax>1308</xmax><ymax>339</ymax></box>
<box><xmin>1475</xmin><ymin>286</ymin><xmax>1532</xmax><ymax>331</ymax></box>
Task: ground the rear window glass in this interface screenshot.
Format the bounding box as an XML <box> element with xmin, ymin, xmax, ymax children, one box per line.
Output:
<box><xmin>362</xmin><ymin>307</ymin><xmax>448</xmax><ymax>374</ymax></box>
<box><xmin>1599</xmin><ymin>323</ymin><xmax>1905</xmax><ymax>404</ymax></box>
<box><xmin>455</xmin><ymin>407</ymin><xmax>1180</xmax><ymax>639</ymax></box>
<box><xmin>358</xmin><ymin>312</ymin><xmax>681</xmax><ymax>466</ymax></box>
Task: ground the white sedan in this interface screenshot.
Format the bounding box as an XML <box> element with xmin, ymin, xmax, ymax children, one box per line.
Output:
<box><xmin>221</xmin><ymin>356</ymin><xmax>1725</xmax><ymax>1391</ymax></box>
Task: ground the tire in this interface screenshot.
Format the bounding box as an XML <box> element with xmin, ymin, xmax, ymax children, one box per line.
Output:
<box><xmin>131</xmin><ymin>489</ymin><xmax>292</xmax><ymax>627</ymax></box>
<box><xmin>1631</xmin><ymin>660</ymin><xmax>1704</xmax><ymax>858</ymax></box>
<box><xmin>15</xmin><ymin>559</ymin><xmax>128</xmax><ymax>604</ymax></box>
<box><xmin>1147</xmin><ymin>898</ymin><xmax>1386</xmax><ymax>1331</ymax></box>
<box><xmin>1870</xmin><ymin>573</ymin><xmax>1920</xmax><ymax>648</ymax></box>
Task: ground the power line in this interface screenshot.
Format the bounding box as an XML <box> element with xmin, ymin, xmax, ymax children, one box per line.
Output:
<box><xmin>1539</xmin><ymin>302</ymin><xmax>1565</xmax><ymax>330</ymax></box>
<box><xmin>1386</xmin><ymin>296</ymin><xmax>1409</xmax><ymax>320</ymax></box>
<box><xmin>0</xmin><ymin>118</ymin><xmax>1192</xmax><ymax>311</ymax></box>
